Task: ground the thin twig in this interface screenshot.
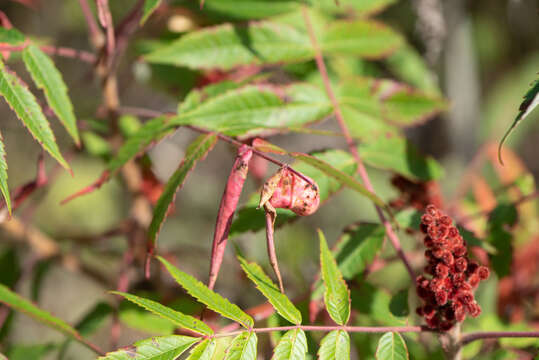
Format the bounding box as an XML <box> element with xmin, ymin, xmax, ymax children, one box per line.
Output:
<box><xmin>78</xmin><ymin>0</ymin><xmax>104</xmax><ymax>48</ymax></box>
<box><xmin>460</xmin><ymin>331</ymin><xmax>539</xmax><ymax>345</ymax></box>
<box><xmin>0</xmin><ymin>42</ymin><xmax>96</xmax><ymax>63</ymax></box>
<box><xmin>215</xmin><ymin>325</ymin><xmax>426</xmax><ymax>338</ymax></box>
<box><xmin>300</xmin><ymin>7</ymin><xmax>415</xmax><ymax>282</ymax></box>
<box><xmin>96</xmin><ymin>0</ymin><xmax>115</xmax><ymax>58</ymax></box>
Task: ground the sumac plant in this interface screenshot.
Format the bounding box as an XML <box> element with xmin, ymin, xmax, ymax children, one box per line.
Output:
<box><xmin>0</xmin><ymin>1</ymin><xmax>538</xmax><ymax>360</ymax></box>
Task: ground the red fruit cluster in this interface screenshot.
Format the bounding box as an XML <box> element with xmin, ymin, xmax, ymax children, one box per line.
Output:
<box><xmin>416</xmin><ymin>205</ymin><xmax>490</xmax><ymax>330</ymax></box>
<box><xmin>389</xmin><ymin>175</ymin><xmax>443</xmax><ymax>211</ymax></box>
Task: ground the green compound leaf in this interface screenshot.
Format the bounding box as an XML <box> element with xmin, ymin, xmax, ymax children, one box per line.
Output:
<box><xmin>358</xmin><ymin>136</ymin><xmax>444</xmax><ymax>181</ymax></box>
<box><xmin>498</xmin><ymin>77</ymin><xmax>539</xmax><ymax>164</ymax></box>
<box><xmin>158</xmin><ymin>256</ymin><xmax>254</xmax><ymax>329</ymax></box>
<box><xmin>148</xmin><ymin>134</ymin><xmax>217</xmax><ymax>248</ymax></box>
<box><xmin>145</xmin><ymin>19</ymin><xmax>401</xmax><ymax>70</ymax></box>
<box><xmin>375</xmin><ymin>332</ymin><xmax>409</xmax><ymax>360</ymax></box>
<box><xmin>170</xmin><ymin>85</ymin><xmax>331</xmax><ymax>137</ymax></box>
<box><xmin>22</xmin><ymin>44</ymin><xmax>80</xmax><ymax>145</ymax></box>
<box><xmin>225</xmin><ymin>331</ymin><xmax>258</xmax><ymax>360</ymax></box>
<box><xmin>186</xmin><ymin>339</ymin><xmax>217</xmax><ymax>360</ymax></box>
<box><xmin>98</xmin><ymin>335</ymin><xmax>198</xmax><ymax>360</ymax></box>
<box><xmin>111</xmin><ymin>291</ymin><xmax>213</xmax><ymax>336</ymax></box>
<box><xmin>141</xmin><ymin>0</ymin><xmax>162</xmax><ymax>25</ymax></box>
<box><xmin>271</xmin><ymin>329</ymin><xmax>307</xmax><ymax>360</ymax></box>
<box><xmin>318</xmin><ymin>230</ymin><xmax>351</xmax><ymax>326</ymax></box>
<box><xmin>0</xmin><ymin>284</ymin><xmax>91</xmax><ymax>347</ymax></box>
<box><xmin>0</xmin><ymin>132</ymin><xmax>10</xmax><ymax>215</ymax></box>
<box><xmin>238</xmin><ymin>256</ymin><xmax>302</xmax><ymax>325</ymax></box>
<box><xmin>291</xmin><ymin>152</ymin><xmax>387</xmax><ymax>211</ymax></box>
<box><xmin>0</xmin><ymin>60</ymin><xmax>69</xmax><ymax>170</ymax></box>
<box><xmin>318</xmin><ymin>330</ymin><xmax>350</xmax><ymax>360</ymax></box>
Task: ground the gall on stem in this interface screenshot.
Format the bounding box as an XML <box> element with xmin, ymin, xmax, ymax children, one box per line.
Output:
<box><xmin>259</xmin><ymin>166</ymin><xmax>320</xmax><ymax>292</ymax></box>
<box><xmin>207</xmin><ymin>144</ymin><xmax>252</xmax><ymax>290</ymax></box>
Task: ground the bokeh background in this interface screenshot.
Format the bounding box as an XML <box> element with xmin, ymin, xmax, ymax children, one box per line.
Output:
<box><xmin>0</xmin><ymin>0</ymin><xmax>538</xmax><ymax>359</ymax></box>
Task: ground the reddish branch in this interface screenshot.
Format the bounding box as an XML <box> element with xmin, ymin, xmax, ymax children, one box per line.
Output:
<box><xmin>300</xmin><ymin>7</ymin><xmax>415</xmax><ymax>282</ymax></box>
<box><xmin>0</xmin><ymin>42</ymin><xmax>96</xmax><ymax>63</ymax></box>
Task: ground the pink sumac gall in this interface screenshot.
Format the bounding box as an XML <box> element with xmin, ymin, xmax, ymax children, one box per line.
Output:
<box><xmin>207</xmin><ymin>145</ymin><xmax>252</xmax><ymax>290</ymax></box>
<box><xmin>258</xmin><ymin>166</ymin><xmax>320</xmax><ymax>292</ymax></box>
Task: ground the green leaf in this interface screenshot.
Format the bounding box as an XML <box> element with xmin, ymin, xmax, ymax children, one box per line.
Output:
<box><xmin>0</xmin><ymin>284</ymin><xmax>79</xmax><ymax>338</ymax></box>
<box><xmin>358</xmin><ymin>136</ymin><xmax>444</xmax><ymax>181</ymax></box>
<box><xmin>98</xmin><ymin>335</ymin><xmax>198</xmax><ymax>360</ymax></box>
<box><xmin>145</xmin><ymin>19</ymin><xmax>401</xmax><ymax>70</ymax></box>
<box><xmin>375</xmin><ymin>332</ymin><xmax>408</xmax><ymax>360</ymax></box>
<box><xmin>318</xmin><ymin>330</ymin><xmax>350</xmax><ymax>360</ymax></box>
<box><xmin>310</xmin><ymin>223</ymin><xmax>385</xmax><ymax>303</ymax></box>
<box><xmin>186</xmin><ymin>339</ymin><xmax>217</xmax><ymax>360</ymax></box>
<box><xmin>319</xmin><ymin>230</ymin><xmax>351</xmax><ymax>325</ymax></box>
<box><xmin>22</xmin><ymin>44</ymin><xmax>80</xmax><ymax>145</ymax></box>
<box><xmin>158</xmin><ymin>256</ymin><xmax>254</xmax><ymax>328</ymax></box>
<box><xmin>230</xmin><ymin>149</ymin><xmax>356</xmax><ymax>236</ymax></box>
<box><xmin>204</xmin><ymin>0</ymin><xmax>300</xmax><ymax>19</ymax></box>
<box><xmin>145</xmin><ymin>22</ymin><xmax>313</xmax><ymax>70</ymax></box>
<box><xmin>0</xmin><ymin>132</ymin><xmax>10</xmax><ymax>215</ymax></box>
<box><xmin>321</xmin><ymin>20</ymin><xmax>402</xmax><ymax>59</ymax></box>
<box><xmin>0</xmin><ymin>60</ymin><xmax>69</xmax><ymax>170</ymax></box>
<box><xmin>385</xmin><ymin>45</ymin><xmax>441</xmax><ymax>95</ymax></box>
<box><xmin>290</xmin><ymin>152</ymin><xmax>387</xmax><ymax>210</ymax></box>
<box><xmin>170</xmin><ymin>85</ymin><xmax>331</xmax><ymax>137</ymax></box>
<box><xmin>351</xmin><ymin>283</ymin><xmax>407</xmax><ymax>326</ymax></box>
<box><xmin>486</xmin><ymin>228</ymin><xmax>512</xmax><ymax>278</ymax></box>
<box><xmin>238</xmin><ymin>257</ymin><xmax>302</xmax><ymax>325</ymax></box>
<box><xmin>6</xmin><ymin>343</ymin><xmax>56</xmax><ymax>360</ymax></box>
<box><xmin>338</xmin><ymin>78</ymin><xmax>446</xmax><ymax>129</ymax></box>
<box><xmin>0</xmin><ymin>28</ymin><xmax>25</xmax><ymax>45</ymax></box>
<box><xmin>141</xmin><ymin>0</ymin><xmax>162</xmax><ymax>25</ymax></box>
<box><xmin>389</xmin><ymin>289</ymin><xmax>409</xmax><ymax>318</ymax></box>
<box><xmin>315</xmin><ymin>0</ymin><xmax>397</xmax><ymax>16</ymax></box>
<box><xmin>108</xmin><ymin>116</ymin><xmax>170</xmax><ymax>173</ymax></box>
<box><xmin>271</xmin><ymin>329</ymin><xmax>307</xmax><ymax>360</ymax></box>
<box><xmin>225</xmin><ymin>331</ymin><xmax>258</xmax><ymax>360</ymax></box>
<box><xmin>148</xmin><ymin>134</ymin><xmax>217</xmax><ymax>247</ymax></box>
<box><xmin>499</xmin><ymin>77</ymin><xmax>539</xmax><ymax>163</ymax></box>
<box><xmin>112</xmin><ymin>291</ymin><xmax>213</xmax><ymax>336</ymax></box>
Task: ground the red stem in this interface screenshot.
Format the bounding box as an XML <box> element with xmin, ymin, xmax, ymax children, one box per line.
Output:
<box><xmin>300</xmin><ymin>7</ymin><xmax>415</xmax><ymax>282</ymax></box>
<box><xmin>460</xmin><ymin>331</ymin><xmax>539</xmax><ymax>345</ymax></box>
<box><xmin>0</xmin><ymin>42</ymin><xmax>96</xmax><ymax>63</ymax></box>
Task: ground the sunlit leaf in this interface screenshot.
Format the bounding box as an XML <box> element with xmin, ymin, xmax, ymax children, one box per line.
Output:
<box><xmin>318</xmin><ymin>330</ymin><xmax>350</xmax><ymax>360</ymax></box>
<box><xmin>98</xmin><ymin>335</ymin><xmax>198</xmax><ymax>360</ymax></box>
<box><xmin>0</xmin><ymin>28</ymin><xmax>25</xmax><ymax>45</ymax></box>
<box><xmin>186</xmin><ymin>339</ymin><xmax>217</xmax><ymax>360</ymax></box>
<box><xmin>112</xmin><ymin>291</ymin><xmax>213</xmax><ymax>336</ymax></box>
<box><xmin>170</xmin><ymin>85</ymin><xmax>331</xmax><ymax>137</ymax></box>
<box><xmin>0</xmin><ymin>132</ymin><xmax>10</xmax><ymax>215</ymax></box>
<box><xmin>148</xmin><ymin>134</ymin><xmax>217</xmax><ymax>248</ymax></box>
<box><xmin>158</xmin><ymin>257</ymin><xmax>254</xmax><ymax>328</ymax></box>
<box><xmin>498</xmin><ymin>77</ymin><xmax>539</xmax><ymax>163</ymax></box>
<box><xmin>22</xmin><ymin>44</ymin><xmax>80</xmax><ymax>145</ymax></box>
<box><xmin>375</xmin><ymin>332</ymin><xmax>408</xmax><ymax>360</ymax></box>
<box><xmin>319</xmin><ymin>230</ymin><xmax>350</xmax><ymax>325</ymax></box>
<box><xmin>238</xmin><ymin>257</ymin><xmax>302</xmax><ymax>325</ymax></box>
<box><xmin>0</xmin><ymin>60</ymin><xmax>69</xmax><ymax>170</ymax></box>
<box><xmin>225</xmin><ymin>331</ymin><xmax>258</xmax><ymax>360</ymax></box>
<box><xmin>271</xmin><ymin>329</ymin><xmax>307</xmax><ymax>360</ymax></box>
<box><xmin>0</xmin><ymin>284</ymin><xmax>81</xmax><ymax>340</ymax></box>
